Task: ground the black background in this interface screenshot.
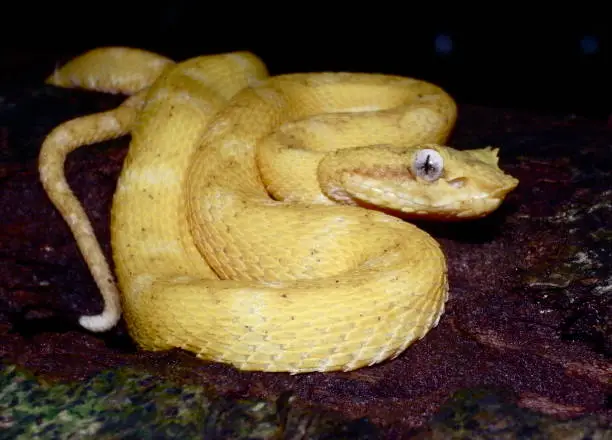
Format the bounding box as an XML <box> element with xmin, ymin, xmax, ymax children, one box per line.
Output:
<box><xmin>1</xmin><ymin>6</ymin><xmax>609</xmax><ymax>117</ymax></box>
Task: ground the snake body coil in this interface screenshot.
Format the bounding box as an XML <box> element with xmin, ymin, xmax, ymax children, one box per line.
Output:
<box><xmin>39</xmin><ymin>48</ymin><xmax>519</xmax><ymax>373</ymax></box>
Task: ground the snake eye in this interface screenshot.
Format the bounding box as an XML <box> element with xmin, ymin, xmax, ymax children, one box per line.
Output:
<box><xmin>412</xmin><ymin>148</ymin><xmax>444</xmax><ymax>182</ymax></box>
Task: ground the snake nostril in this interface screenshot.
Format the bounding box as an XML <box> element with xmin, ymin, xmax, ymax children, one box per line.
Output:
<box><xmin>448</xmin><ymin>177</ymin><xmax>467</xmax><ymax>188</ymax></box>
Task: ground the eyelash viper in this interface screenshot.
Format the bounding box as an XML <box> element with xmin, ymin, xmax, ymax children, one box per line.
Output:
<box><xmin>39</xmin><ymin>47</ymin><xmax>519</xmax><ymax>373</ymax></box>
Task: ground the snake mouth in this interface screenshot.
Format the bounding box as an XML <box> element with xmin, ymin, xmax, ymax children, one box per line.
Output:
<box><xmin>333</xmin><ymin>170</ymin><xmax>518</xmax><ymax>220</ymax></box>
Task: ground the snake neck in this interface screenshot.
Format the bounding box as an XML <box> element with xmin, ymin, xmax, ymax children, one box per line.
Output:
<box><xmin>184</xmin><ymin>75</ymin><xmax>458</xmax><ymax>282</ymax></box>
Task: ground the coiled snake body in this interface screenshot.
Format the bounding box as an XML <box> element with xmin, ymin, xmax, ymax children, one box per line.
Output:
<box><xmin>39</xmin><ymin>48</ymin><xmax>519</xmax><ymax>373</ymax></box>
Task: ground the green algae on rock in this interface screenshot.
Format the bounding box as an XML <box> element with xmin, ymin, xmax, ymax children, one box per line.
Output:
<box><xmin>423</xmin><ymin>387</ymin><xmax>612</xmax><ymax>440</ymax></box>
<box><xmin>0</xmin><ymin>363</ymin><xmax>379</xmax><ymax>439</ymax></box>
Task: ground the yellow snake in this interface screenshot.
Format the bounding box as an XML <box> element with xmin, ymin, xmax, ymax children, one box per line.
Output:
<box><xmin>38</xmin><ymin>47</ymin><xmax>519</xmax><ymax>373</ymax></box>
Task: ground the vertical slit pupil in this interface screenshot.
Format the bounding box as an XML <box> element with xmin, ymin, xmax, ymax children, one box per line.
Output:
<box><xmin>422</xmin><ymin>154</ymin><xmax>434</xmax><ymax>174</ymax></box>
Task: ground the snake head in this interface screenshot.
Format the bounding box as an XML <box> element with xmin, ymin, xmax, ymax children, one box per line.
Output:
<box><xmin>318</xmin><ymin>144</ymin><xmax>519</xmax><ymax>220</ymax></box>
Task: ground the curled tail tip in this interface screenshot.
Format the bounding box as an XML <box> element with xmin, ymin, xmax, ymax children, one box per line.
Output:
<box><xmin>78</xmin><ymin>309</ymin><xmax>121</xmax><ymax>333</ymax></box>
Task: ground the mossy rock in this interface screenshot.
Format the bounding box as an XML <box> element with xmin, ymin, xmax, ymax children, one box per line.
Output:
<box><xmin>0</xmin><ymin>363</ymin><xmax>379</xmax><ymax>439</ymax></box>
